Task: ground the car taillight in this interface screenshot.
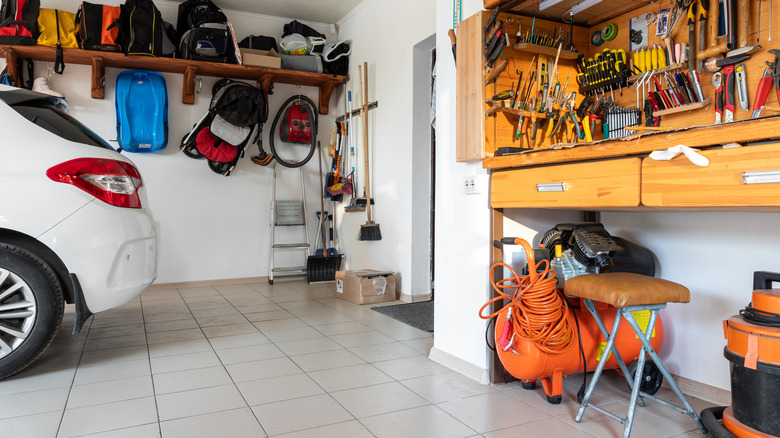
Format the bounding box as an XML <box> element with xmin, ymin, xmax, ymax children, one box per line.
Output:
<box><xmin>47</xmin><ymin>158</ymin><xmax>143</xmax><ymax>208</ymax></box>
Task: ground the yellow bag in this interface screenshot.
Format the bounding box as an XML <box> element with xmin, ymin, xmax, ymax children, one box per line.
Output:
<box><xmin>37</xmin><ymin>9</ymin><xmax>78</xmax><ymax>74</ymax></box>
<box><xmin>37</xmin><ymin>9</ymin><xmax>79</xmax><ymax>48</ymax></box>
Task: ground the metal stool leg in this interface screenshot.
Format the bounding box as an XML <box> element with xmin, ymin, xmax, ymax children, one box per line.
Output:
<box><xmin>575</xmin><ymin>309</ymin><xmax>622</xmax><ymax>423</ymax></box>
<box><xmin>622</xmin><ymin>308</ymin><xmax>707</xmax><ymax>435</ymax></box>
<box><xmin>583</xmin><ymin>299</ymin><xmax>646</xmax><ymax>407</ymax></box>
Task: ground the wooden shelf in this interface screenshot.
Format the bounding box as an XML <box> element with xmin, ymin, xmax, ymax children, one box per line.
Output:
<box><xmin>653</xmin><ymin>98</ymin><xmax>711</xmax><ymax>117</ymax></box>
<box><xmin>0</xmin><ymin>45</ymin><xmax>346</xmax><ymax>114</ymax></box>
<box><xmin>483</xmin><ymin>115</ymin><xmax>780</xmax><ymax>170</ymax></box>
<box><xmin>513</xmin><ymin>42</ymin><xmax>579</xmax><ymax>59</ymax></box>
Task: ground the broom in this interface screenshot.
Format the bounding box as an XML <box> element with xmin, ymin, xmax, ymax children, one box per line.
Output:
<box><xmin>358</xmin><ymin>61</ymin><xmax>381</xmax><ymax>241</ymax></box>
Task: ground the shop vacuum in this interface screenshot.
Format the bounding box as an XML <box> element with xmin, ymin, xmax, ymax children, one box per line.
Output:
<box><xmin>479</xmin><ymin>223</ymin><xmax>663</xmax><ymax>404</ymax></box>
<box><xmin>701</xmin><ymin>271</ymin><xmax>780</xmax><ymax>438</ymax></box>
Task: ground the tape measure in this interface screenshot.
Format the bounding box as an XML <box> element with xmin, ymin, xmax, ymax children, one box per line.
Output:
<box><xmin>591</xmin><ymin>31</ymin><xmax>604</xmax><ymax>46</ymax></box>
<box><xmin>602</xmin><ymin>23</ymin><xmax>618</xmax><ymax>41</ymax></box>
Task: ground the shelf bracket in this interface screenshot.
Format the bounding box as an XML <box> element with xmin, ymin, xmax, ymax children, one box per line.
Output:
<box><xmin>258</xmin><ymin>74</ymin><xmax>273</xmax><ymax>99</ymax></box>
<box><xmin>91</xmin><ymin>57</ymin><xmax>105</xmax><ymax>99</ymax></box>
<box><xmin>5</xmin><ymin>49</ymin><xmax>18</xmax><ymax>85</ymax></box>
<box><xmin>182</xmin><ymin>65</ymin><xmax>198</xmax><ymax>104</ymax></box>
<box><xmin>318</xmin><ymin>80</ymin><xmax>336</xmax><ymax>114</ymax></box>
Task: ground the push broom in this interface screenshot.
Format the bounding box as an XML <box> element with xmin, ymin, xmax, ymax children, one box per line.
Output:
<box><xmin>358</xmin><ymin>61</ymin><xmax>381</xmax><ymax>241</ymax></box>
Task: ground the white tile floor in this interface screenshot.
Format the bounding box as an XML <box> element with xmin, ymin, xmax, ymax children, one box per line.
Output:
<box><xmin>0</xmin><ymin>280</ymin><xmax>714</xmax><ymax>437</ymax></box>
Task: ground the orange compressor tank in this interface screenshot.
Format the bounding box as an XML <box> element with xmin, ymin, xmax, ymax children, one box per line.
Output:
<box><xmin>495</xmin><ymin>299</ymin><xmax>664</xmax><ymax>402</ymax></box>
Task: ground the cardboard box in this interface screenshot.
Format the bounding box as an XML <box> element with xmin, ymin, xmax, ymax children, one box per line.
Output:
<box><xmin>334</xmin><ymin>270</ymin><xmax>397</xmax><ymax>305</ymax></box>
<box><xmin>240</xmin><ymin>48</ymin><xmax>281</xmax><ymax>69</ymax></box>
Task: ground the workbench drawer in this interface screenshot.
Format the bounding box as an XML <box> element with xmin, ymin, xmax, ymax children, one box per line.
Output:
<box><xmin>491</xmin><ymin>158</ymin><xmax>642</xmax><ymax>208</ymax></box>
<box><xmin>641</xmin><ymin>143</ymin><xmax>780</xmax><ymax>208</ymax></box>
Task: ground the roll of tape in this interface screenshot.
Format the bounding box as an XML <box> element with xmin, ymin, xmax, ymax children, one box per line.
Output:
<box><xmin>591</xmin><ymin>31</ymin><xmax>604</xmax><ymax>46</ymax></box>
<box><xmin>602</xmin><ymin>23</ymin><xmax>617</xmax><ymax>41</ymax></box>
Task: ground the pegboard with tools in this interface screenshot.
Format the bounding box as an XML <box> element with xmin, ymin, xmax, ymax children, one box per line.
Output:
<box><xmin>455</xmin><ymin>1</ymin><xmax>780</xmax><ymax>163</ymax></box>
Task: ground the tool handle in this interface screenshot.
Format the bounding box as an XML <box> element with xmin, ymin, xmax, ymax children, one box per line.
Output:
<box><xmin>737</xmin><ymin>0</ymin><xmax>749</xmax><ymax>47</ymax></box>
<box><xmin>448</xmin><ymin>29</ymin><xmax>456</xmax><ymax>45</ymax></box>
<box><xmin>696</xmin><ymin>42</ymin><xmax>731</xmax><ymax>60</ymax></box>
<box><xmin>484</xmin><ymin>59</ymin><xmax>508</xmax><ymax>85</ymax></box>
<box><xmin>715</xmin><ymin>84</ymin><xmax>724</xmax><ymax>115</ymax></box>
<box><xmin>700</xmin><ymin>0</ymin><xmax>709</xmax><ymax>18</ymax></box>
<box><xmin>663</xmin><ymin>37</ymin><xmax>673</xmax><ymax>67</ymax></box>
<box><xmin>687</xmin><ymin>2</ymin><xmax>697</xmax><ymax>23</ymax></box>
<box><xmin>723</xmin><ymin>65</ymin><xmax>736</xmax><ymax>112</ymax></box>
<box><xmin>709</xmin><ymin>0</ymin><xmax>719</xmax><ymax>45</ymax></box>
<box><xmin>753</xmin><ymin>75</ymin><xmax>773</xmax><ymax>110</ymax></box>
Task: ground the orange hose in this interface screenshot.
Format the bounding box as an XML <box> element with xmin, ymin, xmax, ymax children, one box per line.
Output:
<box><xmin>479</xmin><ymin>238</ymin><xmax>575</xmax><ymax>354</ymax></box>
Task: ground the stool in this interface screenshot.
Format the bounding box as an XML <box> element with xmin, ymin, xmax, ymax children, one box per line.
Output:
<box><xmin>564</xmin><ymin>272</ymin><xmax>707</xmax><ymax>438</ymax></box>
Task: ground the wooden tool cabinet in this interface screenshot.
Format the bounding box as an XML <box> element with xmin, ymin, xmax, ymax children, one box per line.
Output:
<box><xmin>458</xmin><ymin>2</ymin><xmax>780</xmax><ymax>383</ymax></box>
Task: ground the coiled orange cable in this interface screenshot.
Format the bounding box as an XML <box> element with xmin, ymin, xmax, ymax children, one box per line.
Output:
<box><xmin>479</xmin><ymin>238</ymin><xmax>575</xmax><ymax>354</ymax></box>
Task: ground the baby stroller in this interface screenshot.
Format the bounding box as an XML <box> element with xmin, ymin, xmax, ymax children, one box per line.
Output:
<box><xmin>180</xmin><ymin>79</ymin><xmax>268</xmax><ymax>176</ymax></box>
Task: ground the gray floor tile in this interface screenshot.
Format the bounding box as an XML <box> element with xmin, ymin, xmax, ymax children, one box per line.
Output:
<box><xmin>251</xmin><ymin>394</ymin><xmax>353</xmax><ymax>435</ymax></box>
<box><xmin>160</xmin><ymin>408</ymin><xmax>266</xmax><ymax>438</ymax></box>
<box><xmin>67</xmin><ymin>375</ymin><xmax>154</xmax><ymax>409</ymax></box>
<box><xmin>58</xmin><ymin>397</ymin><xmax>158</xmax><ymax>438</ymax></box>
<box><xmin>289</xmin><ymin>349</ymin><xmax>366</xmax><ymax>372</ymax></box>
<box><xmin>153</xmin><ymin>366</ymin><xmax>233</xmax><ymax>395</ymax></box>
<box><xmin>0</xmin><ymin>411</ymin><xmax>62</xmax><ymax>438</ymax></box>
<box><xmin>273</xmin><ymin>420</ymin><xmax>373</xmax><ymax>438</ymax></box>
<box><xmin>156</xmin><ymin>384</ymin><xmax>247</xmax><ymax>421</ymax></box>
<box><xmin>0</xmin><ymin>387</ymin><xmax>70</xmax><ymax>420</ymax></box>
<box><xmin>361</xmin><ymin>404</ymin><xmax>476</xmax><ymax>438</ymax></box>
<box><xmin>330</xmin><ymin>381</ymin><xmax>430</xmax><ymax>418</ymax></box>
<box><xmin>307</xmin><ymin>363</ymin><xmax>393</xmax><ymax>392</ymax></box>
<box><xmin>226</xmin><ymin>357</ymin><xmax>303</xmax><ymax>383</ymax></box>
<box><xmin>237</xmin><ymin>374</ymin><xmax>325</xmax><ymax>406</ymax></box>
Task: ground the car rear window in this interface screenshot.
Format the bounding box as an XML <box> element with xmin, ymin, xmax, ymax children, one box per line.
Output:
<box><xmin>12</xmin><ymin>102</ymin><xmax>113</xmax><ymax>150</ymax></box>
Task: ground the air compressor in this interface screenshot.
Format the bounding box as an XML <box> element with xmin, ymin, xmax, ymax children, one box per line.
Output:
<box><xmin>480</xmin><ymin>225</ymin><xmax>665</xmax><ymax>404</ymax></box>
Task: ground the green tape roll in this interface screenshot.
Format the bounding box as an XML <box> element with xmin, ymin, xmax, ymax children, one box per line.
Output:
<box><xmin>602</xmin><ymin>23</ymin><xmax>617</xmax><ymax>41</ymax></box>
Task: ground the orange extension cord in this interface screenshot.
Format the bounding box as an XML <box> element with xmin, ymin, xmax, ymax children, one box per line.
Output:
<box><xmin>479</xmin><ymin>238</ymin><xmax>575</xmax><ymax>354</ymax></box>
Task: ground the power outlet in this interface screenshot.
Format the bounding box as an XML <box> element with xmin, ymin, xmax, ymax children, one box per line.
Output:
<box><xmin>463</xmin><ymin>176</ymin><xmax>479</xmax><ymax>194</ymax></box>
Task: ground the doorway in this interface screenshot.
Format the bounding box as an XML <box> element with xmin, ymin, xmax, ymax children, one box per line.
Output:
<box><xmin>411</xmin><ymin>34</ymin><xmax>436</xmax><ymax>301</ymax></box>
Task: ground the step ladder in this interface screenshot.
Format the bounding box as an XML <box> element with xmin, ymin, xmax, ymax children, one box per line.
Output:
<box><xmin>268</xmin><ymin>163</ymin><xmax>310</xmax><ymax>284</ymax></box>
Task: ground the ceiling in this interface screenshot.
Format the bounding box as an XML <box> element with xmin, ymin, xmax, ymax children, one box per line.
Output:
<box><xmin>500</xmin><ymin>0</ymin><xmax>652</xmax><ymax>26</ymax></box>
<box><xmin>219</xmin><ymin>0</ymin><xmax>363</xmax><ymax>25</ymax></box>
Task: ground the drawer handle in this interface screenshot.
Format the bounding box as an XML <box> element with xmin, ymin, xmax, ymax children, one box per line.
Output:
<box><xmin>742</xmin><ymin>170</ymin><xmax>780</xmax><ymax>185</ymax></box>
<box><xmin>536</xmin><ymin>183</ymin><xmax>565</xmax><ymax>192</ymax></box>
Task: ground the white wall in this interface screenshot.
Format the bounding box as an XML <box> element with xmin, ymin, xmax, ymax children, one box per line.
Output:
<box><xmin>430</xmin><ymin>0</ymin><xmax>494</xmax><ymax>381</ymax></box>
<box><xmin>4</xmin><ymin>0</ymin><xmax>337</xmax><ymax>284</ymax></box>
<box><xmin>334</xmin><ymin>0</ymin><xmax>436</xmax><ymax>298</ymax></box>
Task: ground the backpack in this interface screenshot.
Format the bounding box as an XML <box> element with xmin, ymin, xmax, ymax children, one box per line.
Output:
<box><xmin>0</xmin><ymin>0</ymin><xmax>39</xmax><ymax>45</ymax></box>
<box><xmin>75</xmin><ymin>2</ymin><xmax>121</xmax><ymax>52</ymax></box>
<box><xmin>175</xmin><ymin>0</ymin><xmax>226</xmax><ymax>40</ymax></box>
<box><xmin>118</xmin><ymin>0</ymin><xmax>162</xmax><ymax>56</ymax></box>
<box><xmin>37</xmin><ymin>9</ymin><xmax>78</xmax><ymax>74</ymax></box>
<box><xmin>175</xmin><ymin>0</ymin><xmax>234</xmax><ymax>63</ymax></box>
<box><xmin>178</xmin><ymin>24</ymin><xmax>231</xmax><ymax>62</ymax></box>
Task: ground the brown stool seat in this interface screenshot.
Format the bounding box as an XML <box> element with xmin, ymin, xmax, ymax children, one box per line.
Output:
<box><xmin>564</xmin><ymin>273</ymin><xmax>690</xmax><ymax>308</ymax></box>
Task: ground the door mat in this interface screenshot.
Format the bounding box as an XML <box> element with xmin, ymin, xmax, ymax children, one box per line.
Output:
<box><xmin>371</xmin><ymin>300</ymin><xmax>433</xmax><ymax>332</ymax></box>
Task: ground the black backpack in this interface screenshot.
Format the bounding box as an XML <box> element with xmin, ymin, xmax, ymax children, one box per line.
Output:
<box><xmin>119</xmin><ymin>0</ymin><xmax>163</xmax><ymax>56</ymax></box>
<box><xmin>176</xmin><ymin>0</ymin><xmax>226</xmax><ymax>39</ymax></box>
<box><xmin>0</xmin><ymin>0</ymin><xmax>39</xmax><ymax>45</ymax></box>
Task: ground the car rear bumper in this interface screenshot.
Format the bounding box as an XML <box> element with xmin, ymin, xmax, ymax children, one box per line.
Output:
<box><xmin>38</xmin><ymin>200</ymin><xmax>158</xmax><ymax>313</ymax></box>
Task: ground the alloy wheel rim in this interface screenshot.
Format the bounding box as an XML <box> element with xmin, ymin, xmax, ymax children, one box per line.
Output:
<box><xmin>0</xmin><ymin>268</ymin><xmax>37</xmax><ymax>358</ymax></box>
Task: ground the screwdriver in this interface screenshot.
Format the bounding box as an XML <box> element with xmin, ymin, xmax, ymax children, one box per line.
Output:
<box><xmin>486</xmin><ymin>89</ymin><xmax>515</xmax><ymax>102</ymax></box>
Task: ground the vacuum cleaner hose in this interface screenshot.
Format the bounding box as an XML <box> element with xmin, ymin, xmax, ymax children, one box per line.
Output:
<box><xmin>269</xmin><ymin>95</ymin><xmax>318</xmax><ymax>168</ymax></box>
<box><xmin>700</xmin><ymin>407</ymin><xmax>736</xmax><ymax>438</ymax></box>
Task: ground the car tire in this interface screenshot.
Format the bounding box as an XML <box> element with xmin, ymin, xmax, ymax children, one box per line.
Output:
<box><xmin>0</xmin><ymin>243</ymin><xmax>64</xmax><ymax>380</ymax></box>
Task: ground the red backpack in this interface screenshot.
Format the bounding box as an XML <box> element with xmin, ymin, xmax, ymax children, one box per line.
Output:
<box><xmin>0</xmin><ymin>0</ymin><xmax>40</xmax><ymax>45</ymax></box>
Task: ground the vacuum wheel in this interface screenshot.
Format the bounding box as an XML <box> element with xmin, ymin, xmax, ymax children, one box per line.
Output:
<box><xmin>628</xmin><ymin>360</ymin><xmax>664</xmax><ymax>395</ymax></box>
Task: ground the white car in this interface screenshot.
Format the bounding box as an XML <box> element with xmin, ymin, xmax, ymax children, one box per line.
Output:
<box><xmin>0</xmin><ymin>85</ymin><xmax>158</xmax><ymax>379</ymax></box>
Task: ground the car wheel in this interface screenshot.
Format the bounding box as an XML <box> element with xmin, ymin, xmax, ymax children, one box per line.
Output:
<box><xmin>0</xmin><ymin>243</ymin><xmax>64</xmax><ymax>380</ymax></box>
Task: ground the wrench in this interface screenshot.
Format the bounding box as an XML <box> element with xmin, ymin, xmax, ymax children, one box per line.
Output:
<box><xmin>712</xmin><ymin>72</ymin><xmax>723</xmax><ymax>124</ymax></box>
